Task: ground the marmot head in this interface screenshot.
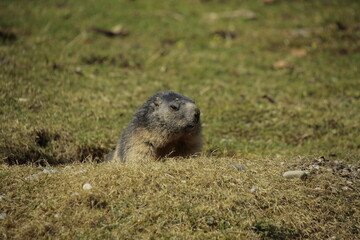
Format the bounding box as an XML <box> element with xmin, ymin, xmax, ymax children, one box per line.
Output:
<box><xmin>144</xmin><ymin>91</ymin><xmax>201</xmax><ymax>135</ymax></box>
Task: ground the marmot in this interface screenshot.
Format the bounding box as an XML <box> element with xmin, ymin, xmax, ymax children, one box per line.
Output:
<box><xmin>107</xmin><ymin>91</ymin><xmax>202</xmax><ymax>162</ymax></box>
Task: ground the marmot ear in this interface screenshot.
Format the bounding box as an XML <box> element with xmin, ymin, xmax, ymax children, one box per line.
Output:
<box><xmin>153</xmin><ymin>97</ymin><xmax>162</xmax><ymax>107</ymax></box>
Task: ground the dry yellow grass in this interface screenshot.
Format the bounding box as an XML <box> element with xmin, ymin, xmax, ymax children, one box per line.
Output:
<box><xmin>1</xmin><ymin>155</ymin><xmax>358</xmax><ymax>239</ymax></box>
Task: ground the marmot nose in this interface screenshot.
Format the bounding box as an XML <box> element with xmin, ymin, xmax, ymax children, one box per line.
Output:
<box><xmin>193</xmin><ymin>109</ymin><xmax>200</xmax><ymax>123</ymax></box>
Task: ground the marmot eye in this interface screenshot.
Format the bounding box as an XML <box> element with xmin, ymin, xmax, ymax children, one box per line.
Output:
<box><xmin>170</xmin><ymin>104</ymin><xmax>179</xmax><ymax>111</ymax></box>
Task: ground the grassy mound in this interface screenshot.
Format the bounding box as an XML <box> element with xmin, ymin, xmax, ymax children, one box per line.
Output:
<box><xmin>1</xmin><ymin>156</ymin><xmax>358</xmax><ymax>239</ymax></box>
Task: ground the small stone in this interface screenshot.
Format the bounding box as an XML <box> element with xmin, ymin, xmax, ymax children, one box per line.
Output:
<box><xmin>220</xmin><ymin>138</ymin><xmax>233</xmax><ymax>143</ymax></box>
<box><xmin>25</xmin><ymin>174</ymin><xmax>39</xmax><ymax>180</ymax></box>
<box><xmin>221</xmin><ymin>9</ymin><xmax>257</xmax><ymax>20</ymax></box>
<box><xmin>250</xmin><ymin>187</ymin><xmax>257</xmax><ymax>193</ymax></box>
<box><xmin>18</xmin><ymin>98</ymin><xmax>29</xmax><ymax>102</ymax></box>
<box><xmin>314</xmin><ymin>187</ymin><xmax>321</xmax><ymax>190</ymax></box>
<box><xmin>311</xmin><ymin>164</ymin><xmax>320</xmax><ymax>170</ymax></box>
<box><xmin>75</xmin><ymin>66</ymin><xmax>82</xmax><ymax>73</ymax></box>
<box><xmin>83</xmin><ymin>183</ymin><xmax>93</xmax><ymax>190</ymax></box>
<box><xmin>43</xmin><ymin>169</ymin><xmax>58</xmax><ymax>174</ymax></box>
<box><xmin>206</xmin><ymin>216</ymin><xmax>216</xmax><ymax>226</ymax></box>
<box><xmin>0</xmin><ymin>213</ymin><xmax>6</xmax><ymax>220</ymax></box>
<box><xmin>75</xmin><ymin>170</ymin><xmax>87</xmax><ymax>174</ymax></box>
<box><xmin>340</xmin><ymin>169</ymin><xmax>350</xmax><ymax>176</ymax></box>
<box><xmin>283</xmin><ymin>170</ymin><xmax>308</xmax><ymax>179</ymax></box>
<box><xmin>160</xmin><ymin>66</ymin><xmax>167</xmax><ymax>72</ymax></box>
<box><xmin>289</xmin><ymin>28</ymin><xmax>311</xmax><ymax>37</ymax></box>
<box><xmin>205</xmin><ymin>9</ymin><xmax>257</xmax><ymax>21</ymax></box>
<box><xmin>229</xmin><ymin>163</ymin><xmax>246</xmax><ymax>171</ymax></box>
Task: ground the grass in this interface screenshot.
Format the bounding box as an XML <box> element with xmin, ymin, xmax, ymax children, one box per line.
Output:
<box><xmin>1</xmin><ymin>0</ymin><xmax>359</xmax><ymax>239</ymax></box>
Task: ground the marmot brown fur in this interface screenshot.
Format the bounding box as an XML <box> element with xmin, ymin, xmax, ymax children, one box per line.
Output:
<box><xmin>107</xmin><ymin>91</ymin><xmax>202</xmax><ymax>162</ymax></box>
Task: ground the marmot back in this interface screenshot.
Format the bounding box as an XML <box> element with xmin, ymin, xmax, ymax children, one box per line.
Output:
<box><xmin>107</xmin><ymin>91</ymin><xmax>202</xmax><ymax>162</ymax></box>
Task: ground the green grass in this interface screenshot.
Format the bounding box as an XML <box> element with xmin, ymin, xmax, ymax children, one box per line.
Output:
<box><xmin>1</xmin><ymin>0</ymin><xmax>359</xmax><ymax>239</ymax></box>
